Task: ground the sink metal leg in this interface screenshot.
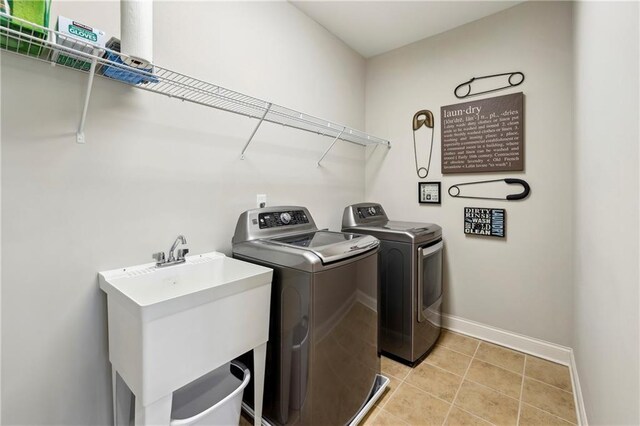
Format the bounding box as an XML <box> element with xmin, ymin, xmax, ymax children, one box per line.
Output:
<box><xmin>134</xmin><ymin>394</ymin><xmax>172</xmax><ymax>426</ymax></box>
<box><xmin>253</xmin><ymin>342</ymin><xmax>267</xmax><ymax>426</ymax></box>
<box><xmin>112</xmin><ymin>368</ymin><xmax>117</xmax><ymax>426</ymax></box>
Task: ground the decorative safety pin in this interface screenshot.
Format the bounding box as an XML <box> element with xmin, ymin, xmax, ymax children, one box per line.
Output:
<box><xmin>454</xmin><ymin>72</ymin><xmax>525</xmax><ymax>99</ymax></box>
<box><xmin>448</xmin><ymin>178</ymin><xmax>531</xmax><ymax>201</ymax></box>
<box><xmin>412</xmin><ymin>110</ymin><xmax>435</xmax><ymax>179</ymax></box>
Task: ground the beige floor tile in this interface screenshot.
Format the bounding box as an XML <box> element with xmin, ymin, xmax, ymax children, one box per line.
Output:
<box><xmin>519</xmin><ymin>403</ymin><xmax>575</xmax><ymax>425</ymax></box>
<box><xmin>438</xmin><ymin>330</ymin><xmax>480</xmax><ymax>356</ymax></box>
<box><xmin>425</xmin><ymin>345</ymin><xmax>472</xmax><ymax>376</ymax></box>
<box><xmin>466</xmin><ymin>359</ymin><xmax>523</xmax><ymax>399</ymax></box>
<box><xmin>405</xmin><ymin>362</ymin><xmax>463</xmax><ymax>402</ymax></box>
<box><xmin>360</xmin><ymin>404</ymin><xmax>384</xmax><ymax>426</ymax></box>
<box><xmin>385</xmin><ymin>383</ymin><xmax>451</xmax><ymax>426</ymax></box>
<box><xmin>375</xmin><ymin>375</ymin><xmax>401</xmax><ymax>408</ymax></box>
<box><xmin>475</xmin><ymin>342</ymin><xmax>525</xmax><ymax>374</ymax></box>
<box><xmin>525</xmin><ymin>356</ymin><xmax>573</xmax><ymax>392</ymax></box>
<box><xmin>454</xmin><ymin>380</ymin><xmax>519</xmax><ymax>425</ymax></box>
<box><xmin>522</xmin><ymin>378</ymin><xmax>577</xmax><ymax>424</ymax></box>
<box><xmin>381</xmin><ymin>356</ymin><xmax>411</xmax><ymax>380</ymax></box>
<box><xmin>239</xmin><ymin>412</ymin><xmax>252</xmax><ymax>426</ymax></box>
<box><xmin>368</xmin><ymin>409</ymin><xmax>410</xmax><ymax>426</ymax></box>
<box><xmin>445</xmin><ymin>407</ymin><xmax>493</xmax><ymax>425</ymax></box>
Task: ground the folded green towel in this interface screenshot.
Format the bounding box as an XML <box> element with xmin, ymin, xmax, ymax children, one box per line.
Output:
<box><xmin>8</xmin><ymin>0</ymin><xmax>51</xmax><ymax>30</ymax></box>
<box><xmin>0</xmin><ymin>0</ymin><xmax>51</xmax><ymax>56</ymax></box>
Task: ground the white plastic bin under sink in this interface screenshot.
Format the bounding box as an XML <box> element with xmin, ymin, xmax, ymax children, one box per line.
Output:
<box><xmin>171</xmin><ymin>361</ymin><xmax>250</xmax><ymax>426</ymax></box>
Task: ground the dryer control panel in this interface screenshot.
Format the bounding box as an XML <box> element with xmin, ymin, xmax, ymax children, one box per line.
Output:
<box><xmin>258</xmin><ymin>210</ymin><xmax>309</xmax><ymax>229</ymax></box>
<box><xmin>342</xmin><ymin>203</ymin><xmax>389</xmax><ymax>228</ymax></box>
<box><xmin>357</xmin><ymin>205</ymin><xmax>385</xmax><ymax>219</ymax></box>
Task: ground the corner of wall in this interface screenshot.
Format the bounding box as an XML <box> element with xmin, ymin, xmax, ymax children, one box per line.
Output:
<box><xmin>569</xmin><ymin>350</ymin><xmax>588</xmax><ymax>425</ymax></box>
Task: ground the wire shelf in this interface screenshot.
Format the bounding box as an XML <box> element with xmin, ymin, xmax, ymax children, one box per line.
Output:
<box><xmin>0</xmin><ymin>11</ymin><xmax>391</xmax><ymax>150</ymax></box>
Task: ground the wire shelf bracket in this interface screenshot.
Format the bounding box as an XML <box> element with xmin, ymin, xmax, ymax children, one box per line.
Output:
<box><xmin>0</xmin><ymin>11</ymin><xmax>392</xmax><ymax>158</ymax></box>
<box><xmin>317</xmin><ymin>127</ymin><xmax>345</xmax><ymax>167</ymax></box>
<box><xmin>240</xmin><ymin>102</ymin><xmax>272</xmax><ymax>159</ymax></box>
<box><xmin>76</xmin><ymin>49</ymin><xmax>100</xmax><ymax>144</ymax></box>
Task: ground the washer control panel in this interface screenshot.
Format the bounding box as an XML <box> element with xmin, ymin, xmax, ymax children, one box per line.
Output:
<box><xmin>357</xmin><ymin>205</ymin><xmax>385</xmax><ymax>219</ymax></box>
<box><xmin>259</xmin><ymin>210</ymin><xmax>309</xmax><ymax>229</ymax></box>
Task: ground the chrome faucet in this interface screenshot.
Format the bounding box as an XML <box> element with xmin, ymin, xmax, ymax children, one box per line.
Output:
<box><xmin>153</xmin><ymin>235</ymin><xmax>189</xmax><ymax>268</ymax></box>
<box><xmin>168</xmin><ymin>235</ymin><xmax>187</xmax><ymax>262</ymax></box>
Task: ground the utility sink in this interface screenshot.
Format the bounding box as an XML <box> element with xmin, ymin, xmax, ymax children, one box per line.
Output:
<box><xmin>99</xmin><ymin>252</ymin><xmax>272</xmax><ymax>425</ymax></box>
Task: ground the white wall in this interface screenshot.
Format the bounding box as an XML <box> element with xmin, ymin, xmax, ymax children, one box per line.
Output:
<box><xmin>0</xmin><ymin>2</ymin><xmax>366</xmax><ymax>424</ymax></box>
<box><xmin>365</xmin><ymin>1</ymin><xmax>575</xmax><ymax>345</ymax></box>
<box><xmin>573</xmin><ymin>2</ymin><xmax>640</xmax><ymax>424</ymax></box>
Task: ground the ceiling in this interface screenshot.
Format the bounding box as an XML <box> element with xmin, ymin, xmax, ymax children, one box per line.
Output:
<box><xmin>290</xmin><ymin>1</ymin><xmax>523</xmax><ymax>58</ymax></box>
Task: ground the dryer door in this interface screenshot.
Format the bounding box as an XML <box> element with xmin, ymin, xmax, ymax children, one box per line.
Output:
<box><xmin>417</xmin><ymin>240</ymin><xmax>443</xmax><ymax>324</ymax></box>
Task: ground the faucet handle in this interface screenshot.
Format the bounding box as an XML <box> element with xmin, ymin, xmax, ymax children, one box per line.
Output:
<box><xmin>152</xmin><ymin>252</ymin><xmax>166</xmax><ymax>265</ymax></box>
<box><xmin>177</xmin><ymin>248</ymin><xmax>189</xmax><ymax>260</ymax></box>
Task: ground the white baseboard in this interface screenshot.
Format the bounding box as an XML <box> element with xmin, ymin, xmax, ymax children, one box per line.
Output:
<box><xmin>356</xmin><ymin>289</ymin><xmax>377</xmax><ymax>313</ymax></box>
<box><xmin>441</xmin><ymin>313</ymin><xmax>572</xmax><ymax>364</ymax></box>
<box><xmin>569</xmin><ymin>350</ymin><xmax>589</xmax><ymax>425</ymax></box>
<box><xmin>441</xmin><ymin>313</ymin><xmax>587</xmax><ymax>425</ymax></box>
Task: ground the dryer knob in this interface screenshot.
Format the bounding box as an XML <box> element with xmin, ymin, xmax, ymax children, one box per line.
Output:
<box><xmin>280</xmin><ymin>212</ymin><xmax>292</xmax><ymax>224</ymax></box>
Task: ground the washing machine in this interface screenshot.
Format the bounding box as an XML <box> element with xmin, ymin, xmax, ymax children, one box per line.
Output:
<box><xmin>232</xmin><ymin>206</ymin><xmax>381</xmax><ymax>425</ymax></box>
<box><xmin>342</xmin><ymin>202</ymin><xmax>443</xmax><ymax>365</ymax></box>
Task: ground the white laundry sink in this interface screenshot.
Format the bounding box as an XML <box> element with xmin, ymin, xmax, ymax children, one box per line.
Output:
<box><xmin>99</xmin><ymin>252</ymin><xmax>273</xmax><ymax>419</ymax></box>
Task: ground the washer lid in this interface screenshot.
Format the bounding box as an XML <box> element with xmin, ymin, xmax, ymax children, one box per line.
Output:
<box><xmin>343</xmin><ymin>221</ymin><xmax>442</xmax><ymax>244</ymax></box>
<box><xmin>379</xmin><ymin>220</ymin><xmax>436</xmax><ymax>233</ymax></box>
<box><xmin>266</xmin><ymin>231</ymin><xmax>379</xmax><ymax>264</ymax></box>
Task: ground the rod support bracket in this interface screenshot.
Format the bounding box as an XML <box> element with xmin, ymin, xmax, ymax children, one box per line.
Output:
<box><xmin>240</xmin><ymin>103</ymin><xmax>272</xmax><ymax>159</ymax></box>
<box><xmin>317</xmin><ymin>127</ymin><xmax>346</xmax><ymax>167</ymax></box>
<box><xmin>76</xmin><ymin>48</ymin><xmax>100</xmax><ymax>144</ymax></box>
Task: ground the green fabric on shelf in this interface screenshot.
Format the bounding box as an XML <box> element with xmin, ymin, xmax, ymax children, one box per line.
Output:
<box><xmin>1</xmin><ymin>0</ymin><xmax>51</xmax><ymax>56</ymax></box>
<box><xmin>7</xmin><ymin>0</ymin><xmax>50</xmax><ymax>29</ymax></box>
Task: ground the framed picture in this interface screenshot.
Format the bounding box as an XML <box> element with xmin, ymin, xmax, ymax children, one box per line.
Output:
<box><xmin>418</xmin><ymin>182</ymin><xmax>441</xmax><ymax>204</ymax></box>
<box><xmin>464</xmin><ymin>207</ymin><xmax>506</xmax><ymax>238</ymax></box>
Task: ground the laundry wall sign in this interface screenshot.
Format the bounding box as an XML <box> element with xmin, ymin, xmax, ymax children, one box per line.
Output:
<box><xmin>441</xmin><ymin>92</ymin><xmax>524</xmax><ymax>173</ymax></box>
<box><xmin>464</xmin><ymin>207</ymin><xmax>506</xmax><ymax>238</ymax></box>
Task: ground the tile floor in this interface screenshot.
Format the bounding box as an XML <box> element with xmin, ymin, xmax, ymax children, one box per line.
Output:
<box><xmin>363</xmin><ymin>330</ymin><xmax>578</xmax><ymax>426</ymax></box>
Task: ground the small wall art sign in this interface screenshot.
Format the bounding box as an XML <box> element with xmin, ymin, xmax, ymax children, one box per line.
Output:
<box><xmin>418</xmin><ymin>182</ymin><xmax>441</xmax><ymax>204</ymax></box>
<box><xmin>464</xmin><ymin>207</ymin><xmax>506</xmax><ymax>238</ymax></box>
<box><xmin>441</xmin><ymin>92</ymin><xmax>524</xmax><ymax>173</ymax></box>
